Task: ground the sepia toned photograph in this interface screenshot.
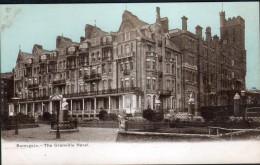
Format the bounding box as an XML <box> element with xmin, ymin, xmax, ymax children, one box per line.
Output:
<box><xmin>1</xmin><ymin>2</ymin><xmax>260</xmax><ymax>164</ymax></box>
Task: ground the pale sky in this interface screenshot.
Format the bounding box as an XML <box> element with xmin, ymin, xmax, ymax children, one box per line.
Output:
<box><xmin>0</xmin><ymin>2</ymin><xmax>259</xmax><ymax>89</ymax></box>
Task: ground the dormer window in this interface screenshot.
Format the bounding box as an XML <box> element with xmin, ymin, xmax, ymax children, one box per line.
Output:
<box><xmin>68</xmin><ymin>46</ymin><xmax>75</xmax><ymax>55</ymax></box>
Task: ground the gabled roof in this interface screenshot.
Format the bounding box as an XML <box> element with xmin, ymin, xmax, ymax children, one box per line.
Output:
<box><xmin>118</xmin><ymin>10</ymin><xmax>148</xmax><ymax>32</ymax></box>
<box><xmin>17</xmin><ymin>50</ymin><xmax>32</xmax><ymax>63</ymax></box>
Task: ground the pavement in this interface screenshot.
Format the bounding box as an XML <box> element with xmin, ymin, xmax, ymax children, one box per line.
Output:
<box><xmin>1</xmin><ymin>124</ymin><xmax>119</xmax><ymax>142</ymax></box>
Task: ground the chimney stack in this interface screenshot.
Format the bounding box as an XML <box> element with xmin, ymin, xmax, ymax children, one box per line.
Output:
<box><xmin>195</xmin><ymin>25</ymin><xmax>203</xmax><ymax>39</ymax></box>
<box><xmin>181</xmin><ymin>16</ymin><xmax>188</xmax><ymax>31</ymax></box>
<box><xmin>206</xmin><ymin>26</ymin><xmax>212</xmax><ymax>43</ymax></box>
<box><xmin>213</xmin><ymin>35</ymin><xmax>219</xmax><ymax>47</ymax></box>
<box><xmin>156</xmin><ymin>7</ymin><xmax>161</xmax><ymax>24</ymax></box>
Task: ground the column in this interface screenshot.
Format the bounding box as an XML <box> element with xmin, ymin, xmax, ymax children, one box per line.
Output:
<box><xmin>41</xmin><ymin>102</ymin><xmax>44</xmax><ymax>115</ymax></box>
<box><xmin>82</xmin><ymin>98</ymin><xmax>85</xmax><ymax>116</ymax></box>
<box><xmin>94</xmin><ymin>98</ymin><xmax>96</xmax><ymax>117</ymax></box>
<box><xmin>25</xmin><ymin>103</ymin><xmax>28</xmax><ymax>115</ymax></box>
<box><xmin>71</xmin><ymin>100</ymin><xmax>73</xmax><ymax>116</ymax></box>
<box><xmin>50</xmin><ymin>101</ymin><xmax>52</xmax><ymax>114</ymax></box>
<box><xmin>108</xmin><ymin>96</ymin><xmax>111</xmax><ymax>113</ymax></box>
<box><xmin>122</xmin><ymin>95</ymin><xmax>125</xmax><ymax>110</ymax></box>
<box><xmin>32</xmin><ymin>102</ymin><xmax>35</xmax><ymax>116</ymax></box>
<box><xmin>18</xmin><ymin>103</ymin><xmax>21</xmax><ymax>113</ymax></box>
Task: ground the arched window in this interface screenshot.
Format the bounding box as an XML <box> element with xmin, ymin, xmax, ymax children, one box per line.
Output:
<box><xmin>125</xmin><ymin>44</ymin><xmax>130</xmax><ymax>53</ymax></box>
<box><xmin>146</xmin><ymin>77</ymin><xmax>151</xmax><ymax>89</ymax></box>
<box><xmin>39</xmin><ymin>76</ymin><xmax>42</xmax><ymax>84</ymax></box>
<box><xmin>121</xmin><ymin>79</ymin><xmax>124</xmax><ymax>89</ymax></box>
<box><xmin>103</xmin><ymin>80</ymin><xmax>107</xmax><ymax>90</ymax></box>
<box><xmin>108</xmin><ymin>79</ymin><xmax>112</xmax><ymax>89</ymax></box>
<box><xmin>91</xmin><ymin>53</ymin><xmax>95</xmax><ymax>62</ymax></box>
<box><xmin>147</xmin><ymin>95</ymin><xmax>151</xmax><ymax>107</ymax></box>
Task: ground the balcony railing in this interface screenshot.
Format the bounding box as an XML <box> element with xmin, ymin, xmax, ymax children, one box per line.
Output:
<box><xmin>28</xmin><ymin>84</ymin><xmax>39</xmax><ymax>89</ymax></box>
<box><xmin>79</xmin><ymin>62</ymin><xmax>89</xmax><ymax>66</ymax></box>
<box><xmin>83</xmin><ymin>73</ymin><xmax>101</xmax><ymax>82</ymax></box>
<box><xmin>48</xmin><ymin>68</ymin><xmax>57</xmax><ymax>73</ymax></box>
<box><xmin>117</xmin><ymin>52</ymin><xmax>135</xmax><ymax>59</ymax></box>
<box><xmin>66</xmin><ymin>64</ymin><xmax>76</xmax><ymax>69</ymax></box>
<box><xmin>102</xmin><ymin>41</ymin><xmax>113</xmax><ymax>46</ymax></box>
<box><xmin>53</xmin><ymin>79</ymin><xmax>66</xmax><ymax>85</ymax></box>
<box><xmin>157</xmin><ymin>90</ymin><xmax>173</xmax><ymax>96</ymax></box>
<box><xmin>39</xmin><ymin>70</ymin><xmax>47</xmax><ymax>74</ymax></box>
<box><xmin>63</xmin><ymin>87</ymin><xmax>142</xmax><ymax>98</ymax></box>
<box><xmin>146</xmin><ymin>51</ymin><xmax>157</xmax><ymax>56</ymax></box>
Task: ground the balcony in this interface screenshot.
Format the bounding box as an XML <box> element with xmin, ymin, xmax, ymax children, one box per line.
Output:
<box><xmin>66</xmin><ymin>64</ymin><xmax>76</xmax><ymax>69</ymax></box>
<box><xmin>79</xmin><ymin>62</ymin><xmax>89</xmax><ymax>66</ymax></box>
<box><xmin>146</xmin><ymin>51</ymin><xmax>157</xmax><ymax>57</ymax></box>
<box><xmin>63</xmin><ymin>87</ymin><xmax>142</xmax><ymax>98</ymax></box>
<box><xmin>28</xmin><ymin>84</ymin><xmax>39</xmax><ymax>89</ymax></box>
<box><xmin>123</xmin><ymin>70</ymin><xmax>131</xmax><ymax>76</ymax></box>
<box><xmin>48</xmin><ymin>68</ymin><xmax>57</xmax><ymax>73</ymax></box>
<box><xmin>157</xmin><ymin>90</ymin><xmax>173</xmax><ymax>96</ymax></box>
<box><xmin>184</xmin><ymin>63</ymin><xmax>197</xmax><ymax>70</ymax></box>
<box><xmin>117</xmin><ymin>52</ymin><xmax>135</xmax><ymax>59</ymax></box>
<box><xmin>53</xmin><ymin>79</ymin><xmax>66</xmax><ymax>85</ymax></box>
<box><xmin>83</xmin><ymin>73</ymin><xmax>101</xmax><ymax>82</ymax></box>
<box><xmin>102</xmin><ymin>41</ymin><xmax>113</xmax><ymax>46</ymax></box>
<box><xmin>39</xmin><ymin>59</ymin><xmax>47</xmax><ymax>63</ymax></box>
<box><xmin>39</xmin><ymin>70</ymin><xmax>47</xmax><ymax>74</ymax></box>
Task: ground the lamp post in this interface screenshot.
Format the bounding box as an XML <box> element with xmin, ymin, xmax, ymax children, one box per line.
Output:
<box><xmin>241</xmin><ymin>90</ymin><xmax>246</xmax><ymax>121</ymax></box>
<box><xmin>12</xmin><ymin>97</ymin><xmax>21</xmax><ymax>135</ymax></box>
<box><xmin>56</xmin><ymin>97</ymin><xmax>62</xmax><ymax>139</ymax></box>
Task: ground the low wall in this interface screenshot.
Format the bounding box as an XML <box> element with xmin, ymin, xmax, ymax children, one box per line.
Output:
<box><xmin>117</xmin><ymin>131</ymin><xmax>218</xmax><ymax>142</ymax></box>
<box><xmin>79</xmin><ymin>121</ymin><xmax>118</xmax><ymax>128</ymax></box>
<box><xmin>2</xmin><ymin>124</ymin><xmax>39</xmax><ymax>130</ymax></box>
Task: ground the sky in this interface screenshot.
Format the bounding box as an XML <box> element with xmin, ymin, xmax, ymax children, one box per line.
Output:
<box><xmin>0</xmin><ymin>2</ymin><xmax>259</xmax><ymax>89</ymax></box>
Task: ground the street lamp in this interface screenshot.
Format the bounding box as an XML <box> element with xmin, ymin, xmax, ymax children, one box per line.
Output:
<box><xmin>12</xmin><ymin>97</ymin><xmax>21</xmax><ymax>135</ymax></box>
<box><xmin>241</xmin><ymin>90</ymin><xmax>246</xmax><ymax>121</ymax></box>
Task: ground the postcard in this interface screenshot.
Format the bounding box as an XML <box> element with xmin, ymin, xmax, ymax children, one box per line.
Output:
<box><xmin>1</xmin><ymin>2</ymin><xmax>260</xmax><ymax>164</ymax></box>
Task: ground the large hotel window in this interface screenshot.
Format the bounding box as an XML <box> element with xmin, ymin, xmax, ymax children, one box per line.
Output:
<box><xmin>146</xmin><ymin>77</ymin><xmax>151</xmax><ymax>89</ymax></box>
<box><xmin>166</xmin><ymin>64</ymin><xmax>170</xmax><ymax>73</ymax></box>
<box><xmin>125</xmin><ymin>44</ymin><xmax>130</xmax><ymax>53</ymax></box>
<box><xmin>146</xmin><ymin>59</ymin><xmax>151</xmax><ymax>69</ymax></box>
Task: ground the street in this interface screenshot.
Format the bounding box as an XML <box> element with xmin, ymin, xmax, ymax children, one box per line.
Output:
<box><xmin>1</xmin><ymin>124</ymin><xmax>118</xmax><ymax>142</ymax></box>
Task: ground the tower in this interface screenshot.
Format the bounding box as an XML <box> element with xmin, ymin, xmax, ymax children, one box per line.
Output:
<box><xmin>220</xmin><ymin>12</ymin><xmax>245</xmax><ymax>49</ymax></box>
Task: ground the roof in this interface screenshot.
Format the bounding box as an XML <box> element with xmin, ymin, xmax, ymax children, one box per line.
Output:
<box><xmin>123</xmin><ymin>10</ymin><xmax>148</xmax><ymax>28</ymax></box>
<box><xmin>118</xmin><ymin>10</ymin><xmax>148</xmax><ymax>32</ymax></box>
<box><xmin>1</xmin><ymin>72</ymin><xmax>13</xmax><ymax>79</ymax></box>
<box><xmin>20</xmin><ymin>51</ymin><xmax>32</xmax><ymax>61</ymax></box>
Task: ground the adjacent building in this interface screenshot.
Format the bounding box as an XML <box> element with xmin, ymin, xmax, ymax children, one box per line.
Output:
<box><xmin>1</xmin><ymin>72</ymin><xmax>14</xmax><ymax>115</ymax></box>
<box><xmin>12</xmin><ymin>7</ymin><xmax>246</xmax><ymax>117</ymax></box>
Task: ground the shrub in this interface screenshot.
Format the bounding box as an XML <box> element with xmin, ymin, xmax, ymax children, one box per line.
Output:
<box><xmin>109</xmin><ymin>113</ymin><xmax>118</xmax><ymax>121</ymax></box>
<box><xmin>43</xmin><ymin>111</ymin><xmax>52</xmax><ymax>121</ymax></box>
<box><xmin>143</xmin><ymin>109</ymin><xmax>155</xmax><ymax>121</ymax></box>
<box><xmin>17</xmin><ymin>113</ymin><xmax>34</xmax><ymax>124</ymax></box>
<box><xmin>99</xmin><ymin>110</ymin><xmax>108</xmax><ymax>121</ymax></box>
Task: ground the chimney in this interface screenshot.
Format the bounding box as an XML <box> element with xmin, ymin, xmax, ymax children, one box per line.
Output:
<box><xmin>205</xmin><ymin>26</ymin><xmax>212</xmax><ymax>43</ymax></box>
<box><xmin>195</xmin><ymin>25</ymin><xmax>203</xmax><ymax>39</ymax></box>
<box><xmin>156</xmin><ymin>7</ymin><xmax>161</xmax><ymax>24</ymax></box>
<box><xmin>181</xmin><ymin>16</ymin><xmax>188</xmax><ymax>31</ymax></box>
<box><xmin>213</xmin><ymin>35</ymin><xmax>219</xmax><ymax>47</ymax></box>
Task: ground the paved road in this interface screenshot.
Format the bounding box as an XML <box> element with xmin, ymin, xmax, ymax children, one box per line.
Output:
<box><xmin>1</xmin><ymin>124</ymin><xmax>119</xmax><ymax>142</ymax></box>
